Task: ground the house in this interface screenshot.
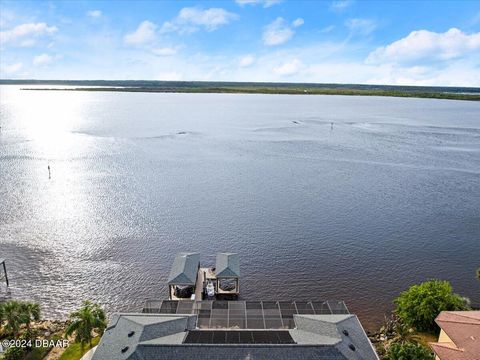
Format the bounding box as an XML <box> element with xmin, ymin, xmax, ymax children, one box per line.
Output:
<box><xmin>429</xmin><ymin>311</ymin><xmax>480</xmax><ymax>360</ymax></box>
<box><xmin>92</xmin><ymin>300</ymin><xmax>379</xmax><ymax>360</ymax></box>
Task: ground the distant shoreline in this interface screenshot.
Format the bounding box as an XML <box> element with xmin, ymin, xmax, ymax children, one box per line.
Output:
<box><xmin>1</xmin><ymin>80</ymin><xmax>479</xmax><ymax>101</ymax></box>
<box><xmin>16</xmin><ymin>86</ymin><xmax>480</xmax><ymax>101</ymax></box>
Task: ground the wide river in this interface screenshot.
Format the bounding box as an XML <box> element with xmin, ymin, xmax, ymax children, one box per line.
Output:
<box><xmin>0</xmin><ymin>85</ymin><xmax>479</xmax><ymax>329</ymax></box>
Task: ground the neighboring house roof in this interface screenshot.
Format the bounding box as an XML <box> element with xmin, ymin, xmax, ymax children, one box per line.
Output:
<box><xmin>215</xmin><ymin>252</ymin><xmax>240</xmax><ymax>278</ymax></box>
<box><xmin>91</xmin><ymin>312</ymin><xmax>378</xmax><ymax>360</ymax></box>
<box><xmin>429</xmin><ymin>311</ymin><xmax>480</xmax><ymax>360</ymax></box>
<box><xmin>167</xmin><ymin>252</ymin><xmax>200</xmax><ymax>285</ymax></box>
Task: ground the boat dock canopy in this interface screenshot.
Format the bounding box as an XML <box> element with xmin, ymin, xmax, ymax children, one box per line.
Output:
<box><xmin>215</xmin><ymin>253</ymin><xmax>240</xmax><ymax>278</ymax></box>
<box><xmin>168</xmin><ymin>253</ymin><xmax>200</xmax><ymax>285</ymax></box>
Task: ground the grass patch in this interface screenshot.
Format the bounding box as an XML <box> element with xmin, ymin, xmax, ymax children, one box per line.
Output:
<box><xmin>58</xmin><ymin>337</ymin><xmax>100</xmax><ymax>360</ymax></box>
<box><xmin>415</xmin><ymin>331</ymin><xmax>438</xmax><ymax>348</ymax></box>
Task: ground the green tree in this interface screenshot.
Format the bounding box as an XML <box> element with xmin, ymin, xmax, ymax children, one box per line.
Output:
<box><xmin>386</xmin><ymin>342</ymin><xmax>434</xmax><ymax>360</ymax></box>
<box><xmin>65</xmin><ymin>301</ymin><xmax>107</xmax><ymax>347</ymax></box>
<box><xmin>476</xmin><ymin>268</ymin><xmax>480</xmax><ymax>281</ymax></box>
<box><xmin>2</xmin><ymin>301</ymin><xmax>21</xmax><ymax>336</ymax></box>
<box><xmin>394</xmin><ymin>280</ymin><xmax>468</xmax><ymax>332</ymax></box>
<box><xmin>19</xmin><ymin>301</ymin><xmax>41</xmax><ymax>335</ymax></box>
<box><xmin>392</xmin><ymin>321</ymin><xmax>422</xmax><ymax>345</ymax></box>
<box><xmin>0</xmin><ymin>300</ymin><xmax>41</xmax><ymax>337</ymax></box>
<box><xmin>2</xmin><ymin>301</ymin><xmax>23</xmax><ymax>337</ymax></box>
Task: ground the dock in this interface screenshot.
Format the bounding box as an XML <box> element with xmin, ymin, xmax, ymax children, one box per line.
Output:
<box><xmin>168</xmin><ymin>252</ymin><xmax>240</xmax><ymax>301</ymax></box>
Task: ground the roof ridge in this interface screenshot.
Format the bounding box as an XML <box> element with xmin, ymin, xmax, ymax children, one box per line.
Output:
<box><xmin>126</xmin><ymin>314</ymin><xmax>189</xmax><ymax>326</ymax></box>
<box><xmin>451</xmin><ymin>311</ymin><xmax>480</xmax><ymax>321</ymax></box>
<box><xmin>440</xmin><ymin>319</ymin><xmax>480</xmax><ymax>325</ymax></box>
<box><xmin>430</xmin><ymin>342</ymin><xmax>464</xmax><ymax>352</ymax></box>
<box><xmin>439</xmin><ymin>311</ymin><xmax>480</xmax><ymax>321</ymax></box>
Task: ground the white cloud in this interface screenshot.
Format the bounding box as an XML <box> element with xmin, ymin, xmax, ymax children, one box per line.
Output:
<box><xmin>292</xmin><ymin>18</ymin><xmax>304</xmax><ymax>28</ymax></box>
<box><xmin>367</xmin><ymin>28</ymin><xmax>480</xmax><ymax>64</ymax></box>
<box><xmin>160</xmin><ymin>7</ymin><xmax>238</xmax><ymax>33</ymax></box>
<box><xmin>239</xmin><ymin>54</ymin><xmax>255</xmax><ymax>67</ymax></box>
<box><xmin>274</xmin><ymin>58</ymin><xmax>302</xmax><ymax>75</ymax></box>
<box><xmin>364</xmin><ymin>61</ymin><xmax>480</xmax><ymax>87</ymax></box>
<box><xmin>20</xmin><ymin>40</ymin><xmax>479</xmax><ymax>86</ymax></box>
<box><xmin>152</xmin><ymin>47</ymin><xmax>178</xmax><ymax>56</ymax></box>
<box><xmin>19</xmin><ymin>39</ymin><xmax>35</xmax><ymax>47</ymax></box>
<box><xmin>2</xmin><ymin>62</ymin><xmax>23</xmax><ymax>74</ymax></box>
<box><xmin>33</xmin><ymin>53</ymin><xmax>53</xmax><ymax>66</ymax></box>
<box><xmin>155</xmin><ymin>71</ymin><xmax>183</xmax><ymax>81</ymax></box>
<box><xmin>263</xmin><ymin>17</ymin><xmax>302</xmax><ymax>46</ymax></box>
<box><xmin>124</xmin><ymin>21</ymin><xmax>156</xmax><ymax>45</ymax></box>
<box><xmin>235</xmin><ymin>0</ymin><xmax>282</xmax><ymax>8</ymax></box>
<box><xmin>87</xmin><ymin>10</ymin><xmax>102</xmax><ymax>18</ymax></box>
<box><xmin>0</xmin><ymin>22</ymin><xmax>58</xmax><ymax>45</ymax></box>
<box><xmin>345</xmin><ymin>18</ymin><xmax>377</xmax><ymax>35</ymax></box>
<box><xmin>320</xmin><ymin>25</ymin><xmax>335</xmax><ymax>33</ymax></box>
<box><xmin>330</xmin><ymin>0</ymin><xmax>353</xmax><ymax>12</ymax></box>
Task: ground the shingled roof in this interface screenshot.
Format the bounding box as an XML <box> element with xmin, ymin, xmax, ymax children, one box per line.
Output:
<box><xmin>167</xmin><ymin>252</ymin><xmax>200</xmax><ymax>285</ymax></box>
<box><xmin>215</xmin><ymin>253</ymin><xmax>240</xmax><ymax>278</ymax></box>
<box><xmin>92</xmin><ymin>311</ymin><xmax>378</xmax><ymax>360</ymax></box>
<box><xmin>429</xmin><ymin>311</ymin><xmax>480</xmax><ymax>360</ymax></box>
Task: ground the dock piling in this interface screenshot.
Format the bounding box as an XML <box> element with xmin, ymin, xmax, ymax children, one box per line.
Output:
<box><xmin>1</xmin><ymin>259</ymin><xmax>8</xmax><ymax>287</ymax></box>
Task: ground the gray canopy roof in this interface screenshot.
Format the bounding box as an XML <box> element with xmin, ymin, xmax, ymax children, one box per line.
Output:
<box><xmin>216</xmin><ymin>253</ymin><xmax>240</xmax><ymax>278</ymax></box>
<box><xmin>167</xmin><ymin>253</ymin><xmax>200</xmax><ymax>285</ymax></box>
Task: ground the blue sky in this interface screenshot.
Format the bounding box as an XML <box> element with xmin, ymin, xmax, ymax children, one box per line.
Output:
<box><xmin>1</xmin><ymin>0</ymin><xmax>479</xmax><ymax>86</ymax></box>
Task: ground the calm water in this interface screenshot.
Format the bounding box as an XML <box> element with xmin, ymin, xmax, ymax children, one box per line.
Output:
<box><xmin>1</xmin><ymin>85</ymin><xmax>479</xmax><ymax>329</ymax></box>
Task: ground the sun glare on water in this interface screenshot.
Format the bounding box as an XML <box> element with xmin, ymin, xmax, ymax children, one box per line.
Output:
<box><xmin>2</xmin><ymin>87</ymin><xmax>97</xmax><ymax>236</ymax></box>
<box><xmin>13</xmin><ymin>88</ymin><xmax>86</xmax><ymax>159</ymax></box>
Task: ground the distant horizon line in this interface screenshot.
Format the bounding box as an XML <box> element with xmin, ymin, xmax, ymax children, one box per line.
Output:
<box><xmin>1</xmin><ymin>79</ymin><xmax>480</xmax><ymax>90</ymax></box>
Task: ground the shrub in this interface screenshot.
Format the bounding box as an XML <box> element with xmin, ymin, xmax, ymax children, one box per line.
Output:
<box><xmin>386</xmin><ymin>342</ymin><xmax>434</xmax><ymax>360</ymax></box>
<box><xmin>394</xmin><ymin>280</ymin><xmax>468</xmax><ymax>332</ymax></box>
<box><xmin>3</xmin><ymin>346</ymin><xmax>25</xmax><ymax>360</ymax></box>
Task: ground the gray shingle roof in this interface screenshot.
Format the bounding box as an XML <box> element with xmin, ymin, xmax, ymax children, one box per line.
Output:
<box><xmin>135</xmin><ymin>345</ymin><xmax>348</xmax><ymax>359</ymax></box>
<box><xmin>167</xmin><ymin>252</ymin><xmax>200</xmax><ymax>285</ymax></box>
<box><xmin>92</xmin><ymin>312</ymin><xmax>379</xmax><ymax>360</ymax></box>
<box><xmin>215</xmin><ymin>253</ymin><xmax>240</xmax><ymax>278</ymax></box>
<box><xmin>92</xmin><ymin>313</ymin><xmax>196</xmax><ymax>360</ymax></box>
<box><xmin>294</xmin><ymin>314</ymin><xmax>379</xmax><ymax>360</ymax></box>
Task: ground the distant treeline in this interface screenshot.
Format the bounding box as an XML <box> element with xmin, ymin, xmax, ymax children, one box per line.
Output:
<box><xmin>1</xmin><ymin>79</ymin><xmax>479</xmax><ymax>100</ymax></box>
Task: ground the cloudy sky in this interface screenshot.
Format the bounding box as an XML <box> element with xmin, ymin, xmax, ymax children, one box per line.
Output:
<box><xmin>1</xmin><ymin>0</ymin><xmax>480</xmax><ymax>86</ymax></box>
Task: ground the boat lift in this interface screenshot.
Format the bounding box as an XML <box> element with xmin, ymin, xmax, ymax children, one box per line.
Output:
<box><xmin>167</xmin><ymin>252</ymin><xmax>240</xmax><ymax>301</ymax></box>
